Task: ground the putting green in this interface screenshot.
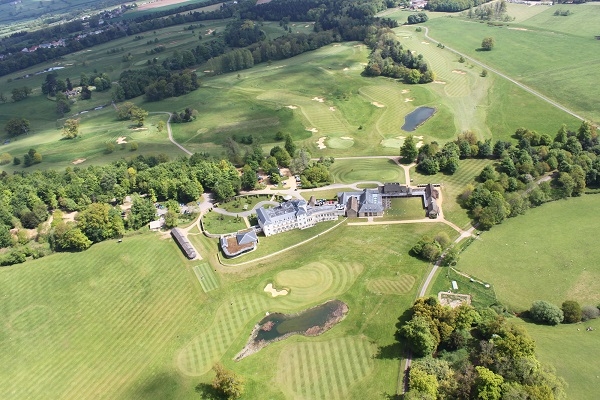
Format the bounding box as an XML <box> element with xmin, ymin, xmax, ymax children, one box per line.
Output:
<box><xmin>277</xmin><ymin>336</ymin><xmax>376</xmax><ymax>400</ymax></box>
<box><xmin>176</xmin><ymin>293</ymin><xmax>269</xmax><ymax>376</ymax></box>
<box><xmin>274</xmin><ymin>262</ymin><xmax>364</xmax><ymax>305</ymax></box>
<box><xmin>366</xmin><ymin>275</ymin><xmax>416</xmax><ymax>295</ymax></box>
<box><xmin>327</xmin><ymin>137</ymin><xmax>354</xmax><ymax>149</ymax></box>
<box><xmin>381</xmin><ymin>137</ymin><xmax>404</xmax><ymax>149</ymax></box>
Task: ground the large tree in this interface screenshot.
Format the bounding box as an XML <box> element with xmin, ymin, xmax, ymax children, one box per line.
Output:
<box><xmin>62</xmin><ymin>119</ymin><xmax>80</xmax><ymax>139</ymax></box>
<box><xmin>401</xmin><ymin>136</ymin><xmax>418</xmax><ymax>163</ymax></box>
<box><xmin>5</xmin><ymin>117</ymin><xmax>30</xmax><ymax>137</ymax></box>
<box><xmin>561</xmin><ymin>300</ymin><xmax>582</xmax><ymax>324</ymax></box>
<box><xmin>77</xmin><ymin>203</ymin><xmax>124</xmax><ymax>242</ymax></box>
<box><xmin>399</xmin><ymin>315</ymin><xmax>438</xmax><ymax>357</ymax></box>
<box><xmin>481</xmin><ymin>37</ymin><xmax>495</xmax><ymax>51</ymax></box>
<box><xmin>212</xmin><ymin>363</ymin><xmax>244</xmax><ymax>400</ymax></box>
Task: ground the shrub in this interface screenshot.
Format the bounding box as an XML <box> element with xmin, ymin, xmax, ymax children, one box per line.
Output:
<box><xmin>530</xmin><ymin>300</ymin><xmax>564</xmax><ymax>325</ymax></box>
<box><xmin>581</xmin><ymin>305</ymin><xmax>600</xmax><ymax>321</ymax></box>
<box><xmin>561</xmin><ymin>300</ymin><xmax>582</xmax><ymax>323</ymax></box>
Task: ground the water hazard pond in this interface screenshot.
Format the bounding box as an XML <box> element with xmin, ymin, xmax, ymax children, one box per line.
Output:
<box><xmin>235</xmin><ymin>300</ymin><xmax>348</xmax><ymax>360</ymax></box>
<box><xmin>401</xmin><ymin>106</ymin><xmax>436</xmax><ymax>131</ymax></box>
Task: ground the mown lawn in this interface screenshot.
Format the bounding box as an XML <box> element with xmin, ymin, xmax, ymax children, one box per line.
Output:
<box><xmin>456</xmin><ymin>194</ymin><xmax>600</xmax><ymax>312</ymax></box>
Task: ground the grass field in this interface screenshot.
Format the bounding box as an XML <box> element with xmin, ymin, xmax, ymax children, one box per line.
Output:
<box><xmin>424</xmin><ymin>8</ymin><xmax>600</xmax><ymax>123</ymax></box>
<box><xmin>0</xmin><ymin>219</ymin><xmax>457</xmax><ymax>399</ymax></box>
<box><xmin>410</xmin><ymin>158</ymin><xmax>493</xmax><ymax>228</ymax></box>
<box><xmin>201</xmin><ymin>211</ymin><xmax>247</xmax><ymax>234</ymax></box>
<box><xmin>381</xmin><ymin>197</ymin><xmax>426</xmax><ymax>220</ymax></box>
<box><xmin>456</xmin><ymin>195</ymin><xmax>600</xmax><ymax>311</ymax></box>
<box><xmin>193</xmin><ymin>263</ymin><xmax>219</xmax><ymax>292</ymax></box>
<box><xmin>366</xmin><ymin>274</ymin><xmax>416</xmax><ymax>295</ymax></box>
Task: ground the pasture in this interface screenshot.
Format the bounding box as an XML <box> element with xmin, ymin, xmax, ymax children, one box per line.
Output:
<box><xmin>0</xmin><ymin>220</ymin><xmax>458</xmax><ymax>399</ymax></box>
<box><xmin>424</xmin><ymin>10</ymin><xmax>600</xmax><ymax>123</ymax></box>
<box><xmin>456</xmin><ymin>195</ymin><xmax>600</xmax><ymax>311</ymax></box>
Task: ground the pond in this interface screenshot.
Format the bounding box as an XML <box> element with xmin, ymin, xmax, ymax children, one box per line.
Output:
<box><xmin>401</xmin><ymin>106</ymin><xmax>436</xmax><ymax>131</ymax></box>
<box><xmin>235</xmin><ymin>300</ymin><xmax>348</xmax><ymax>360</ymax></box>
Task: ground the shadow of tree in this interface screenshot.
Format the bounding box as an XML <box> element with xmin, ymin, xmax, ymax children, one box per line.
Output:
<box><xmin>195</xmin><ymin>383</ymin><xmax>225</xmax><ymax>400</ymax></box>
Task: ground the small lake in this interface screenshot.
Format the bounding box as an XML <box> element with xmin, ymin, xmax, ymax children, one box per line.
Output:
<box><xmin>401</xmin><ymin>107</ymin><xmax>436</xmax><ymax>131</ymax></box>
<box><xmin>235</xmin><ymin>300</ymin><xmax>348</xmax><ymax>360</ymax></box>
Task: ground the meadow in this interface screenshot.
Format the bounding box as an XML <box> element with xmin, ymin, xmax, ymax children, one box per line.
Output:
<box><xmin>423</xmin><ymin>4</ymin><xmax>600</xmax><ymax>123</ymax></box>
<box><xmin>0</xmin><ymin>219</ymin><xmax>458</xmax><ymax>399</ymax></box>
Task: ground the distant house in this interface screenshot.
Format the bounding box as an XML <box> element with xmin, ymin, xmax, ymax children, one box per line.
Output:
<box><xmin>256</xmin><ymin>199</ymin><xmax>339</xmax><ymax>237</ymax></box>
<box><xmin>220</xmin><ymin>229</ymin><xmax>259</xmax><ymax>258</ymax></box>
<box><xmin>424</xmin><ymin>183</ymin><xmax>439</xmax><ymax>219</ymax></box>
<box><xmin>171</xmin><ymin>228</ymin><xmax>197</xmax><ymax>259</ymax></box>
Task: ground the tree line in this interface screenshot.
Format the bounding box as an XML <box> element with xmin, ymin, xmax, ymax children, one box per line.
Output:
<box><xmin>113</xmin><ymin>66</ymin><xmax>200</xmax><ymax>102</ymax></box>
<box><xmin>363</xmin><ymin>28</ymin><xmax>434</xmax><ymax>84</ymax></box>
<box><xmin>0</xmin><ymin>153</ymin><xmax>246</xmax><ymax>265</ymax></box>
<box><xmin>426</xmin><ymin>0</ymin><xmax>488</xmax><ymax>12</ymax></box>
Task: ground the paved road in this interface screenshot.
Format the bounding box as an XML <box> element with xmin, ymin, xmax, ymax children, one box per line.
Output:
<box><xmin>149</xmin><ymin>112</ymin><xmax>193</xmax><ymax>155</ymax></box>
<box><xmin>422</xmin><ymin>27</ymin><xmax>587</xmax><ymax>123</ymax></box>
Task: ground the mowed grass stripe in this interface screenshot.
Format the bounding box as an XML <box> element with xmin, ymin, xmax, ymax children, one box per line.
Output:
<box><xmin>278</xmin><ymin>337</ymin><xmax>375</xmax><ymax>399</ymax></box>
<box><xmin>64</xmin><ymin>258</ymin><xmax>190</xmax><ymax>399</ymax></box>
<box><xmin>193</xmin><ymin>263</ymin><xmax>219</xmax><ymax>292</ymax></box>
<box><xmin>177</xmin><ymin>293</ymin><xmax>268</xmax><ymax>375</ymax></box>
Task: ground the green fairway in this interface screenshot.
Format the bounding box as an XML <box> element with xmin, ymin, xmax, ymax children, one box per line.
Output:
<box><xmin>366</xmin><ymin>275</ymin><xmax>416</xmax><ymax>295</ymax></box>
<box><xmin>276</xmin><ymin>336</ymin><xmax>376</xmax><ymax>400</ymax></box>
<box><xmin>456</xmin><ymin>195</ymin><xmax>600</xmax><ymax>311</ymax></box>
<box><xmin>330</xmin><ymin>158</ymin><xmax>404</xmax><ymax>184</ymax></box>
<box><xmin>0</xmin><ymin>233</ymin><xmax>203</xmax><ymax>400</ymax></box>
<box><xmin>193</xmin><ymin>263</ymin><xmax>219</xmax><ymax>292</ymax></box>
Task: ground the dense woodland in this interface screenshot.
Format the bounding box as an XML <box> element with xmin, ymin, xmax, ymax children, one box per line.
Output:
<box><xmin>426</xmin><ymin>0</ymin><xmax>488</xmax><ymax>12</ymax></box>
<box><xmin>399</xmin><ymin>297</ymin><xmax>567</xmax><ymax>399</ymax></box>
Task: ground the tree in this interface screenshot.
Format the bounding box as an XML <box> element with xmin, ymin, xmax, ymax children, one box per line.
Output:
<box><xmin>55</xmin><ymin>93</ymin><xmax>71</xmax><ymax>116</ymax></box>
<box><xmin>129</xmin><ymin>106</ymin><xmax>148</xmax><ymax>127</ymax></box>
<box><xmin>11</xmin><ymin>86</ymin><xmax>31</xmax><ymax>102</ymax></box>
<box><xmin>399</xmin><ymin>315</ymin><xmax>438</xmax><ymax>357</ymax></box>
<box><xmin>164</xmin><ymin>209</ymin><xmax>178</xmax><ymax>228</ymax></box>
<box><xmin>62</xmin><ymin>119</ymin><xmax>80</xmax><ymax>139</ymax></box>
<box><xmin>157</xmin><ymin>120</ymin><xmax>165</xmax><ymax>132</ymax></box>
<box><xmin>408</xmin><ymin>367</ymin><xmax>438</xmax><ymax>397</ymax></box>
<box><xmin>212</xmin><ymin>363</ymin><xmax>244</xmax><ymax>399</ymax></box>
<box><xmin>481</xmin><ymin>37</ymin><xmax>495</xmax><ymax>51</ymax></box>
<box><xmin>284</xmin><ymin>134</ymin><xmax>296</xmax><ymax>157</ymax></box>
<box><xmin>475</xmin><ymin>366</ymin><xmax>503</xmax><ymax>400</ymax></box>
<box><xmin>129</xmin><ymin>196</ymin><xmax>156</xmax><ymax>230</ymax></box>
<box><xmin>52</xmin><ymin>222</ymin><xmax>92</xmax><ymax>252</ymax></box>
<box><xmin>77</xmin><ymin>203</ymin><xmax>124</xmax><ymax>243</ymax></box>
<box><xmin>401</xmin><ymin>136</ymin><xmax>419</xmax><ymax>163</ymax></box>
<box><xmin>561</xmin><ymin>300</ymin><xmax>582</xmax><ymax>323</ymax></box>
<box><xmin>530</xmin><ymin>300</ymin><xmax>564</xmax><ymax>325</ymax></box>
<box><xmin>240</xmin><ymin>165</ymin><xmax>257</xmax><ymax>191</ymax></box>
<box><xmin>5</xmin><ymin>117</ymin><xmax>30</xmax><ymax>136</ymax></box>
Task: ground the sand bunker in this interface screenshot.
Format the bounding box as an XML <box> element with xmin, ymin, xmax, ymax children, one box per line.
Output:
<box><xmin>304</xmin><ymin>25</ymin><xmax>309</xmax><ymax>27</ymax></box>
<box><xmin>306</xmin><ymin>127</ymin><xmax>319</xmax><ymax>133</ymax></box>
<box><xmin>433</xmin><ymin>80</ymin><xmax>447</xmax><ymax>85</ymax></box>
<box><xmin>264</xmin><ymin>283</ymin><xmax>288</xmax><ymax>297</ymax></box>
<box><xmin>116</xmin><ymin>136</ymin><xmax>128</xmax><ymax>144</ymax></box>
<box><xmin>286</xmin><ymin>105</ymin><xmax>298</xmax><ymax>109</ymax></box>
<box><xmin>203</xmin><ymin>70</ymin><xmax>213</xmax><ymax>73</ymax></box>
<box><xmin>404</xmin><ymin>98</ymin><xmax>414</xmax><ymax>102</ymax></box>
<box><xmin>311</xmin><ymin>97</ymin><xmax>325</xmax><ymax>103</ymax></box>
<box><xmin>508</xmin><ymin>27</ymin><xmax>528</xmax><ymax>31</ymax></box>
<box><xmin>316</xmin><ymin>137</ymin><xmax>327</xmax><ymax>149</ymax></box>
<box><xmin>421</xmin><ymin>41</ymin><xmax>430</xmax><ymax>45</ymax></box>
<box><xmin>343</xmin><ymin>67</ymin><xmax>349</xmax><ymax>71</ymax></box>
<box><xmin>205</xmin><ymin>29</ymin><xmax>214</xmax><ymax>35</ymax></box>
<box><xmin>401</xmin><ymin>89</ymin><xmax>410</xmax><ymax>94</ymax></box>
<box><xmin>371</xmin><ymin>102</ymin><xmax>385</xmax><ymax>108</ymax></box>
<box><xmin>333</xmin><ymin>44</ymin><xmax>341</xmax><ymax>47</ymax></box>
<box><xmin>340</xmin><ymin>136</ymin><xmax>353</xmax><ymax>140</ymax></box>
<box><xmin>452</xmin><ymin>70</ymin><xmax>467</xmax><ymax>75</ymax></box>
<box><xmin>72</xmin><ymin>158</ymin><xmax>86</xmax><ymax>165</ymax></box>
<box><xmin>329</xmin><ymin>106</ymin><xmax>336</xmax><ymax>111</ymax></box>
